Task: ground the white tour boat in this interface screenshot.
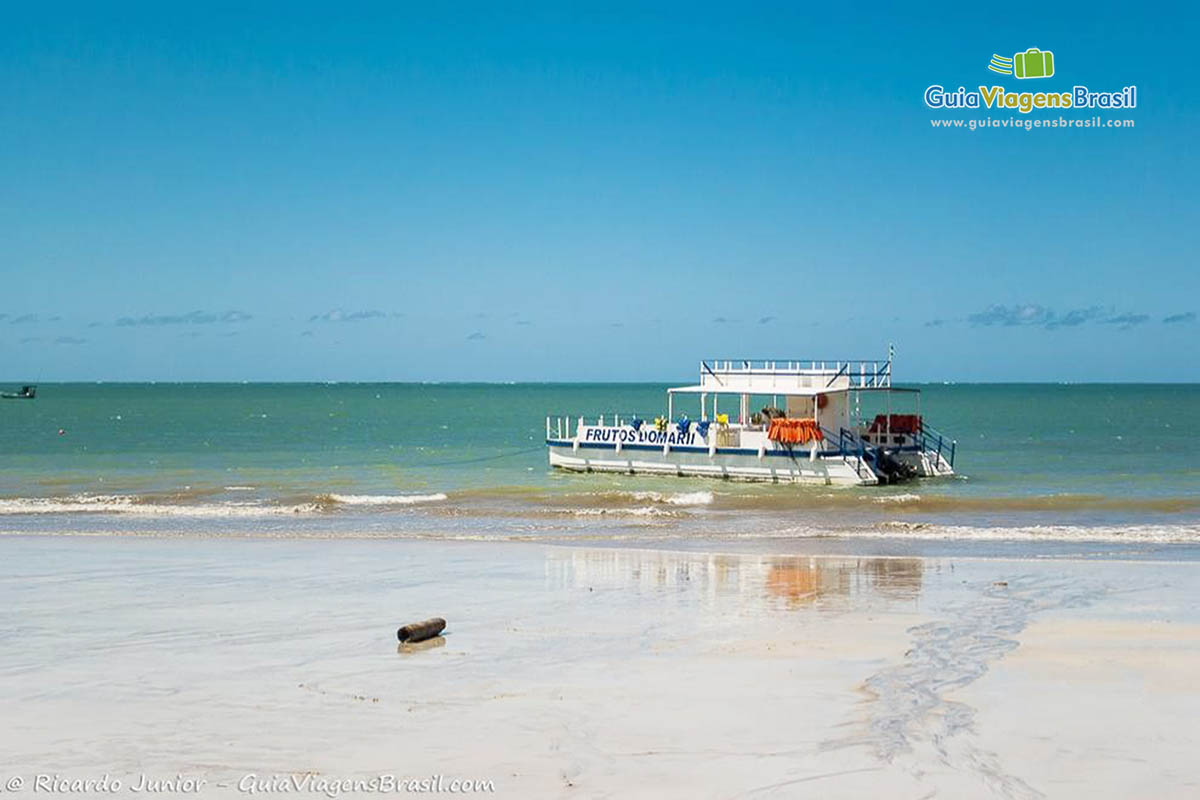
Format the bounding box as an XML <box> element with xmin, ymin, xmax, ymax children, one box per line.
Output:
<box><xmin>546</xmin><ymin>352</ymin><xmax>956</xmax><ymax>486</ymax></box>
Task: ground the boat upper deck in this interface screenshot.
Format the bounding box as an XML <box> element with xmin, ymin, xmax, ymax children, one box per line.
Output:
<box><xmin>670</xmin><ymin>359</ymin><xmax>893</xmax><ymax>397</ymax></box>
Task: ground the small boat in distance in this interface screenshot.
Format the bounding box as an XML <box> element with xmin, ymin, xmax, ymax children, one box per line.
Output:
<box><xmin>1</xmin><ymin>385</ymin><xmax>37</xmax><ymax>400</ymax></box>
<box><xmin>546</xmin><ymin>351</ymin><xmax>956</xmax><ymax>486</ymax></box>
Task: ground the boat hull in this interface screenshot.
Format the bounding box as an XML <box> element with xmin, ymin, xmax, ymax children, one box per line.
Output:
<box><xmin>547</xmin><ymin>439</ymin><xmax>880</xmax><ymax>486</ymax></box>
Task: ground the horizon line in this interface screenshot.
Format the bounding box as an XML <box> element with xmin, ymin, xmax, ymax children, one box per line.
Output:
<box><xmin>5</xmin><ymin>379</ymin><xmax>1199</xmax><ymax>387</ymax></box>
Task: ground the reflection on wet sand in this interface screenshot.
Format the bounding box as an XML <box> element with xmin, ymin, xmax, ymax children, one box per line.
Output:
<box><xmin>766</xmin><ymin>557</ymin><xmax>924</xmax><ymax>606</ymax></box>
<box><xmin>546</xmin><ymin>549</ymin><xmax>923</xmax><ymax>610</ymax></box>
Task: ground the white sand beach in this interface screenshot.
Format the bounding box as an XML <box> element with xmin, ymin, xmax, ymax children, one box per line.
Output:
<box><xmin>2</xmin><ymin>535</ymin><xmax>1198</xmax><ymax>799</ymax></box>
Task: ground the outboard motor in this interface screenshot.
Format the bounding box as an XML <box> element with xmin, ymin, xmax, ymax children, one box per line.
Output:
<box><xmin>875</xmin><ymin>449</ymin><xmax>918</xmax><ymax>484</ymax></box>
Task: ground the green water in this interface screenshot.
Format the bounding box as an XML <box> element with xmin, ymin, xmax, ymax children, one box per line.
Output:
<box><xmin>1</xmin><ymin>383</ymin><xmax>1197</xmax><ymax>537</ymax></box>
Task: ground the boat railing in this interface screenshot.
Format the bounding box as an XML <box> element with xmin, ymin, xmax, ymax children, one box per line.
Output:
<box><xmin>545</xmin><ymin>413</ymin><xmax>662</xmax><ymax>440</ymax></box>
<box><xmin>701</xmin><ymin>359</ymin><xmax>891</xmax><ymax>388</ymax></box>
<box><xmin>547</xmin><ymin>413</ymin><xmax>766</xmax><ymax>442</ymax></box>
<box><xmin>820</xmin><ymin>425</ymin><xmax>880</xmax><ymax>480</ymax></box>
<box><xmin>917</xmin><ymin>421</ymin><xmax>957</xmax><ymax>468</ymax></box>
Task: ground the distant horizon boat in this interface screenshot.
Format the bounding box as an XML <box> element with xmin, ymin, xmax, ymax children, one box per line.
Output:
<box><xmin>1</xmin><ymin>385</ymin><xmax>36</xmax><ymax>400</ymax></box>
<box><xmin>546</xmin><ymin>352</ymin><xmax>956</xmax><ymax>486</ymax></box>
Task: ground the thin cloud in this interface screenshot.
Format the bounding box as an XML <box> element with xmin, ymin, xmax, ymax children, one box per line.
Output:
<box><xmin>1163</xmin><ymin>311</ymin><xmax>1196</xmax><ymax>324</ymax></box>
<box><xmin>308</xmin><ymin>309</ymin><xmax>391</xmax><ymax>323</ymax></box>
<box><xmin>758</xmin><ymin>316</ymin><xmax>776</xmax><ymax>325</ymax></box>
<box><xmin>300</xmin><ymin>330</ymin><xmax>314</xmax><ymax>337</ymax></box>
<box><xmin>967</xmin><ymin>304</ymin><xmax>1149</xmax><ymax>331</ymax></box>
<box><xmin>19</xmin><ymin>336</ymin><xmax>40</xmax><ymax>343</ymax></box>
<box><xmin>1100</xmin><ymin>313</ymin><xmax>1150</xmax><ymax>329</ymax></box>
<box><xmin>968</xmin><ymin>304</ymin><xmax>1054</xmax><ymax>327</ymax></box>
<box><xmin>55</xmin><ymin>336</ymin><xmax>86</xmax><ymax>345</ymax></box>
<box><xmin>466</xmin><ymin>331</ymin><xmax>486</xmax><ymax>340</ymax></box>
<box><xmin>924</xmin><ymin>319</ymin><xmax>945</xmax><ymax>328</ymax></box>
<box><xmin>1045</xmin><ymin>306</ymin><xmax>1105</xmax><ymax>329</ymax></box>
<box><xmin>11</xmin><ymin>313</ymin><xmax>40</xmax><ymax>324</ymax></box>
<box><xmin>116</xmin><ymin>310</ymin><xmax>252</xmax><ymax>327</ymax></box>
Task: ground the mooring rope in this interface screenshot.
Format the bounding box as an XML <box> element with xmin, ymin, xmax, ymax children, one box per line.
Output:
<box><xmin>420</xmin><ymin>444</ymin><xmax>545</xmax><ymax>467</ymax></box>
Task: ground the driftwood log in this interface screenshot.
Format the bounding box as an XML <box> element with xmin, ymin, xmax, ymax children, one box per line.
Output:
<box><xmin>397</xmin><ymin>617</ymin><xmax>446</xmax><ymax>643</ymax></box>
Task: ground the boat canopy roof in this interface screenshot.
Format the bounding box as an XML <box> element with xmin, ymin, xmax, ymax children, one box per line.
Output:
<box><xmin>668</xmin><ymin>358</ymin><xmax>899</xmax><ymax>397</ymax></box>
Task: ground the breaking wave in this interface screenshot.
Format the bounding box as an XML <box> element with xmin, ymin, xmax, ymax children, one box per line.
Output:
<box><xmin>627</xmin><ymin>490</ymin><xmax>714</xmax><ymax>506</ymax></box>
<box><xmin>325</xmin><ymin>493</ymin><xmax>448</xmax><ymax>506</ymax></box>
<box><xmin>569</xmin><ymin>506</ymin><xmax>681</xmax><ymax>518</ymax></box>
<box><xmin>0</xmin><ymin>495</ymin><xmax>324</xmax><ymax>517</ymax></box>
<box><xmin>871</xmin><ymin>520</ymin><xmax>1200</xmax><ymax>544</ymax></box>
<box><xmin>0</xmin><ymin>491</ymin><xmax>448</xmax><ymax>517</ymax></box>
<box><xmin>2</xmin><ymin>485</ymin><xmax>1199</xmax><ymax>548</ymax></box>
<box><xmin>450</xmin><ymin>485</ymin><xmax>1200</xmax><ymax>515</ymax></box>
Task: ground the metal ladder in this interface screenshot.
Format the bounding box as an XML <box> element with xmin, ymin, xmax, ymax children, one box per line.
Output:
<box><xmin>821</xmin><ymin>426</ymin><xmax>881</xmax><ymax>484</ymax></box>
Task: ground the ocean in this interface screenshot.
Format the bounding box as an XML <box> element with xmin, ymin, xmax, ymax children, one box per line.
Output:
<box><xmin>2</xmin><ymin>382</ymin><xmax>1198</xmax><ymax>551</ymax></box>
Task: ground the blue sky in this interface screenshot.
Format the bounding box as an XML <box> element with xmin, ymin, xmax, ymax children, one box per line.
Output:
<box><xmin>1</xmin><ymin>1</ymin><xmax>1196</xmax><ymax>382</ymax></box>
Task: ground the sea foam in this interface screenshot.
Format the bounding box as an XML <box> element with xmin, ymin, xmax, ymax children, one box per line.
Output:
<box><xmin>326</xmin><ymin>493</ymin><xmax>448</xmax><ymax>506</ymax></box>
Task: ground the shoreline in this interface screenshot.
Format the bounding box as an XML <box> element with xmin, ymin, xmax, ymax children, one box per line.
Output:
<box><xmin>3</xmin><ymin>534</ymin><xmax>1199</xmax><ymax>797</ymax></box>
<box><xmin>4</xmin><ymin>524</ymin><xmax>1200</xmax><ymax>564</ymax></box>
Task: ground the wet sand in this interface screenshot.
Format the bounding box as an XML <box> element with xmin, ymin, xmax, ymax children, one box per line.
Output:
<box><xmin>1</xmin><ymin>535</ymin><xmax>1198</xmax><ymax>798</ymax></box>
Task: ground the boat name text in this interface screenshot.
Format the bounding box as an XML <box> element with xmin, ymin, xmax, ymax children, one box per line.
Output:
<box><xmin>582</xmin><ymin>427</ymin><xmax>700</xmax><ymax>446</ymax></box>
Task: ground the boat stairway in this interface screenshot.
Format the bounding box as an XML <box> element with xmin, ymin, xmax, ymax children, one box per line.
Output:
<box><xmin>822</xmin><ymin>427</ymin><xmax>883</xmax><ymax>485</ymax></box>
<box><xmin>916</xmin><ymin>423</ymin><xmax>957</xmax><ymax>476</ymax></box>
<box><xmin>924</xmin><ymin>450</ymin><xmax>955</xmax><ymax>476</ymax></box>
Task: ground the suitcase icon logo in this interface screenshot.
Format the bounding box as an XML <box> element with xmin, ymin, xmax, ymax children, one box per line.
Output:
<box><xmin>987</xmin><ymin>48</ymin><xmax>1055</xmax><ymax>79</ymax></box>
<box><xmin>1014</xmin><ymin>48</ymin><xmax>1054</xmax><ymax>79</ymax></box>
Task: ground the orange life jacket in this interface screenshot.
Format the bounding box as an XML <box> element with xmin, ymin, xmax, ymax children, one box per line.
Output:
<box><xmin>767</xmin><ymin>417</ymin><xmax>824</xmax><ymax>445</ymax></box>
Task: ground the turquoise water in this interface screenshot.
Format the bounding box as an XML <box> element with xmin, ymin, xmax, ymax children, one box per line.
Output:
<box><xmin>1</xmin><ymin>383</ymin><xmax>1198</xmax><ymax>542</ymax></box>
